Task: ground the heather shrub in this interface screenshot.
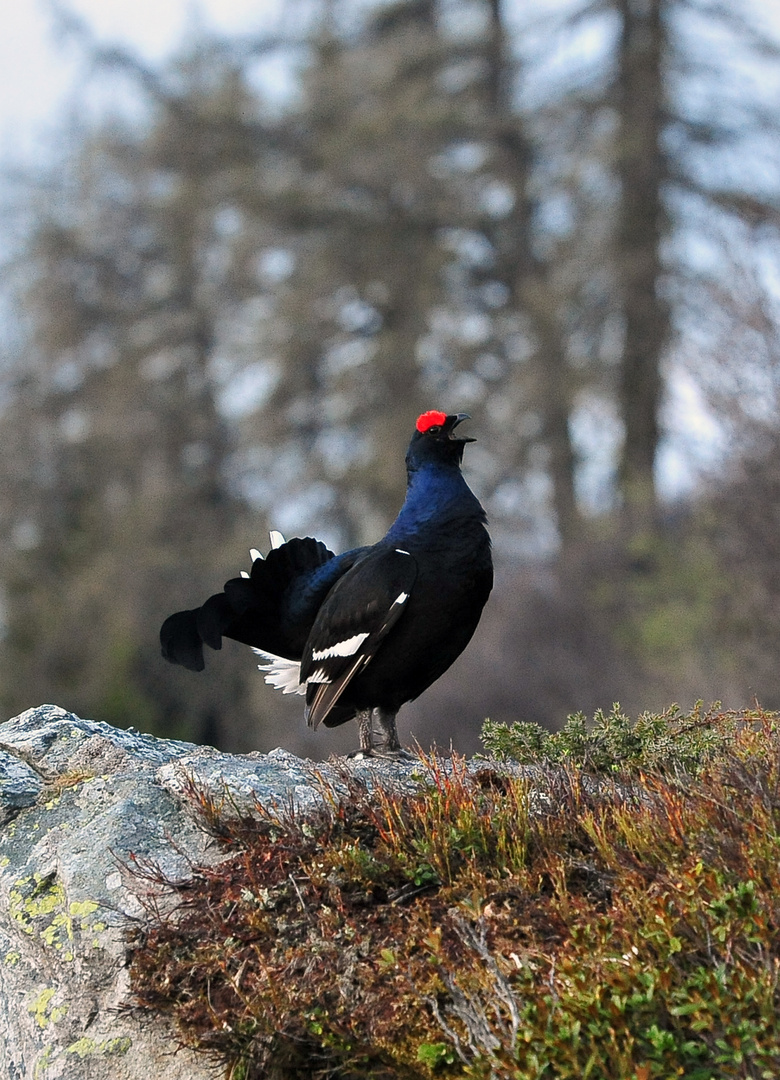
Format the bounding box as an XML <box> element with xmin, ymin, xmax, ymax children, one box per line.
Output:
<box><xmin>129</xmin><ymin>707</ymin><xmax>780</xmax><ymax>1079</ymax></box>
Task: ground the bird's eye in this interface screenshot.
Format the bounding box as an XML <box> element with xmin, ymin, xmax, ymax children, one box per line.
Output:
<box><xmin>427</xmin><ymin>425</ymin><xmax>441</xmax><ymax>434</ymax></box>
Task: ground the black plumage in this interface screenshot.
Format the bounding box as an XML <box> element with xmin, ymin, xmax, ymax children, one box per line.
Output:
<box><xmin>160</xmin><ymin>410</ymin><xmax>493</xmax><ymax>756</ymax></box>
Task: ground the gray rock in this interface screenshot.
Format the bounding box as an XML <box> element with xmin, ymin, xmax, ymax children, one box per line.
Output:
<box><xmin>0</xmin><ymin>752</ymin><xmax>43</xmax><ymax>825</ymax></box>
<box><xmin>0</xmin><ymin>704</ymin><xmax>425</xmax><ymax>1079</ymax></box>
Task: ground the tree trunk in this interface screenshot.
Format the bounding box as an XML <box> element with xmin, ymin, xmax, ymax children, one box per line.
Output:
<box><xmin>486</xmin><ymin>0</ymin><xmax>579</xmax><ymax>546</ymax></box>
<box><xmin>616</xmin><ymin>0</ymin><xmax>669</xmax><ymax>530</ymax></box>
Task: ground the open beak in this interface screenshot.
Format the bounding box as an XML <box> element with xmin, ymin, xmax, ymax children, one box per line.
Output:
<box><xmin>445</xmin><ymin>413</ymin><xmax>475</xmax><ymax>442</ymax></box>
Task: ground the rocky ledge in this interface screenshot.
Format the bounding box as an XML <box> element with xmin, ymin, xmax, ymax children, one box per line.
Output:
<box><xmin>0</xmin><ymin>704</ymin><xmax>423</xmax><ymax>1080</ymax></box>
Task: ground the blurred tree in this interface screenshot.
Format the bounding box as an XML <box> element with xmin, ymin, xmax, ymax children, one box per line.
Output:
<box><xmin>610</xmin><ymin>0</ymin><xmax>780</xmax><ymax>528</ymax></box>
<box><xmin>0</xmin><ymin>52</ymin><xmax>264</xmax><ymax>748</ymax></box>
<box><xmin>0</xmin><ymin>0</ymin><xmax>779</xmax><ymax>752</ymax></box>
<box><xmin>237</xmin><ymin>0</ymin><xmax>453</xmax><ymax>548</ymax></box>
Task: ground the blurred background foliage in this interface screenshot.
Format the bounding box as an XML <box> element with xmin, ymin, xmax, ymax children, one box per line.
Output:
<box><xmin>1</xmin><ymin>0</ymin><xmax>779</xmax><ymax>756</ymax></box>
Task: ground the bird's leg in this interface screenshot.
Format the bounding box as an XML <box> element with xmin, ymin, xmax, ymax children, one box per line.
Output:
<box><xmin>350</xmin><ymin>707</ymin><xmax>415</xmax><ymax>761</ymax></box>
<box><xmin>356</xmin><ymin>709</ymin><xmax>374</xmax><ymax>755</ymax></box>
<box><xmin>372</xmin><ymin>707</ymin><xmax>401</xmax><ymax>755</ymax></box>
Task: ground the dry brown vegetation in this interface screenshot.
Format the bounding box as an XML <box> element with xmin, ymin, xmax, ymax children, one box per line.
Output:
<box><xmin>129</xmin><ymin>706</ymin><xmax>780</xmax><ymax>1079</ymax></box>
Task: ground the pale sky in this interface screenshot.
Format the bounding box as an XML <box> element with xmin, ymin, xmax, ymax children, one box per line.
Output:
<box><xmin>3</xmin><ymin>0</ymin><xmax>778</xmax><ymax>166</ymax></box>
<box><xmin>0</xmin><ymin>0</ymin><xmax>283</xmax><ymax>162</ymax></box>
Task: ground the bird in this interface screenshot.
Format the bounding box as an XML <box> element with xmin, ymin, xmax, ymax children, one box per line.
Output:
<box><xmin>160</xmin><ymin>410</ymin><xmax>493</xmax><ymax>757</ymax></box>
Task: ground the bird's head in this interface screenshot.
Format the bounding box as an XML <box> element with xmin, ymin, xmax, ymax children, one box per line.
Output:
<box><xmin>407</xmin><ymin>410</ymin><xmax>475</xmax><ymax>470</ymax></box>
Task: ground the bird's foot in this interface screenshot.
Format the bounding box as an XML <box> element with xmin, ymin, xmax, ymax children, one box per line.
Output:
<box><xmin>348</xmin><ymin>746</ymin><xmax>417</xmax><ymax>762</ymax></box>
<box><xmin>352</xmin><ymin>707</ymin><xmax>414</xmax><ymax>761</ymax></box>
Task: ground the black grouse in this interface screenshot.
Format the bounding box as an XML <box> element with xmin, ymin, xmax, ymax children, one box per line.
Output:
<box><xmin>160</xmin><ymin>410</ymin><xmax>493</xmax><ymax>756</ymax></box>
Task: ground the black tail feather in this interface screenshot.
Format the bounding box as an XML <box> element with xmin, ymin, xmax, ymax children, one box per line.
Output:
<box><xmin>160</xmin><ymin>609</ymin><xmax>206</xmax><ymax>671</ymax></box>
<box><xmin>196</xmin><ymin>592</ymin><xmax>236</xmax><ymax>650</ymax></box>
<box><xmin>160</xmin><ymin>536</ymin><xmax>337</xmax><ymax>670</ymax></box>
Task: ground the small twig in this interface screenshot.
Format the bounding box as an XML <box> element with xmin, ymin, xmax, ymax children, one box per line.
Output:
<box><xmin>388</xmin><ymin>881</ymin><xmax>438</xmax><ymax>905</ymax></box>
<box><xmin>288</xmin><ymin>873</ymin><xmax>315</xmax><ymax>922</ymax></box>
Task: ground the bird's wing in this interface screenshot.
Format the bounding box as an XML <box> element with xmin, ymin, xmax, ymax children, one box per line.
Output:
<box><xmin>301</xmin><ymin>547</ymin><xmax>418</xmax><ymax>729</ymax></box>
